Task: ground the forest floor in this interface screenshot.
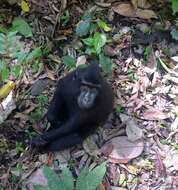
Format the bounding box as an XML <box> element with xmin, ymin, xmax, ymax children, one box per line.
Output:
<box><xmin>0</xmin><ymin>0</ymin><xmax>178</xmax><ymax>190</ymax></box>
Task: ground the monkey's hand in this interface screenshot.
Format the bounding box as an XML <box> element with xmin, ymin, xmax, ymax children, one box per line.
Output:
<box><xmin>30</xmin><ymin>136</ymin><xmax>48</xmax><ymax>147</ymax></box>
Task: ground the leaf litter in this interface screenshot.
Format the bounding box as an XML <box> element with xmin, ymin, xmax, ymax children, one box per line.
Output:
<box><xmin>1</xmin><ymin>0</ymin><xmax>178</xmax><ymax>189</ymax></box>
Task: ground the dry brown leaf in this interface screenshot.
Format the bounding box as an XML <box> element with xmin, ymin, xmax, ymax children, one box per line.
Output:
<box><xmin>27</xmin><ymin>168</ymin><xmax>47</xmax><ymax>188</ymax></box>
<box><xmin>142</xmin><ymin>108</ymin><xmax>169</xmax><ymax>120</ymax></box>
<box><xmin>131</xmin><ymin>0</ymin><xmax>151</xmax><ymax>9</ymax></box>
<box><xmin>0</xmin><ymin>92</ymin><xmax>16</xmax><ymax>124</ymax></box>
<box><xmin>83</xmin><ymin>136</ymin><xmax>99</xmax><ymax>157</ymax></box>
<box><xmin>45</xmin><ymin>66</ymin><xmax>55</xmax><ymax>80</ymax></box>
<box><xmin>126</xmin><ymin>120</ymin><xmax>143</xmax><ymax>141</ymax></box>
<box><xmin>100</xmin><ymin>136</ymin><xmax>144</xmax><ymax>164</ymax></box>
<box><xmin>112</xmin><ymin>3</ymin><xmax>136</xmax><ymax>17</ymax></box>
<box><xmin>139</xmin><ymin>76</ymin><xmax>150</xmax><ymax>93</ymax></box>
<box><xmin>120</xmin><ymin>114</ymin><xmax>143</xmax><ymax>141</ymax></box>
<box><xmin>135</xmin><ymin>9</ymin><xmax>157</xmax><ymax>19</ymax></box>
<box><xmin>113</xmin><ymin>3</ymin><xmax>157</xmax><ymax>19</ymax></box>
<box><xmin>155</xmin><ymin>150</ymin><xmax>166</xmax><ymax>178</ymax></box>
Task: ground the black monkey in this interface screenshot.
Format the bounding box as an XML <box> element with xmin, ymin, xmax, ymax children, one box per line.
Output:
<box><xmin>31</xmin><ymin>63</ymin><xmax>114</xmax><ymax>151</ymax></box>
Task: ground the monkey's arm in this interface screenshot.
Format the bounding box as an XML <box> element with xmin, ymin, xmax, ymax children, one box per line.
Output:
<box><xmin>46</xmin><ymin>83</ymin><xmax>64</xmax><ymax>126</ymax></box>
<box><xmin>31</xmin><ymin>113</ymin><xmax>82</xmax><ymax>147</ymax></box>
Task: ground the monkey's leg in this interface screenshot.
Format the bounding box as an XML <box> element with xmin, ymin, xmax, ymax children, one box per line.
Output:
<box><xmin>44</xmin><ymin>133</ymin><xmax>83</xmax><ymax>151</ymax></box>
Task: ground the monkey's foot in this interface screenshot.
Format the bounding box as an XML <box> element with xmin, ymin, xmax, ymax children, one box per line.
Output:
<box><xmin>30</xmin><ymin>137</ymin><xmax>48</xmax><ymax>147</ymax></box>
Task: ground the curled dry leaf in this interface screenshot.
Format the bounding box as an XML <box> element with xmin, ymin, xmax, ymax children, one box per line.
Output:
<box><xmin>31</xmin><ymin>79</ymin><xmax>48</xmax><ymax>96</ymax></box>
<box><xmin>163</xmin><ymin>153</ymin><xmax>178</xmax><ymax>172</ymax></box>
<box><xmin>131</xmin><ymin>0</ymin><xmax>151</xmax><ymax>9</ymax></box>
<box><xmin>27</xmin><ymin>168</ymin><xmax>47</xmax><ymax>188</ymax></box>
<box><xmin>139</xmin><ymin>76</ymin><xmax>150</xmax><ymax>93</ymax></box>
<box><xmin>103</xmin><ymin>45</ymin><xmax>117</xmax><ymax>57</ymax></box>
<box><xmin>112</xmin><ymin>3</ymin><xmax>157</xmax><ymax>19</ymax></box>
<box><xmin>0</xmin><ymin>91</ymin><xmax>16</xmax><ymax>124</ymax></box>
<box><xmin>112</xmin><ymin>3</ymin><xmax>136</xmax><ymax>17</ymax></box>
<box><xmin>171</xmin><ymin>56</ymin><xmax>178</xmax><ymax>62</ymax></box>
<box><xmin>126</xmin><ymin>120</ymin><xmax>143</xmax><ymax>142</ymax></box>
<box><xmin>111</xmin><ymin>186</ymin><xmax>127</xmax><ymax>190</ymax></box>
<box><xmin>100</xmin><ymin>136</ymin><xmax>144</xmax><ymax>164</ymax></box>
<box><xmin>135</xmin><ymin>9</ymin><xmax>157</xmax><ymax>19</ymax></box>
<box><xmin>83</xmin><ymin>135</ymin><xmax>99</xmax><ymax>157</ymax></box>
<box><xmin>45</xmin><ymin>66</ymin><xmax>56</xmax><ymax>80</ymax></box>
<box><xmin>120</xmin><ymin>114</ymin><xmax>143</xmax><ymax>141</ymax></box>
<box><xmin>142</xmin><ymin>108</ymin><xmax>169</xmax><ymax>120</ymax></box>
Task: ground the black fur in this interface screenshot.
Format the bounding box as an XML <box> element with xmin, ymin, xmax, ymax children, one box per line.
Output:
<box><xmin>31</xmin><ymin>63</ymin><xmax>114</xmax><ymax>151</ymax></box>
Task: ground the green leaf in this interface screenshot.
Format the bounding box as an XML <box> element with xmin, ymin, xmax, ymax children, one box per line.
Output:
<box><xmin>59</xmin><ymin>167</ymin><xmax>74</xmax><ymax>190</ymax></box>
<box><xmin>115</xmin><ymin>105</ymin><xmax>123</xmax><ymax>113</ymax></box>
<box><xmin>93</xmin><ymin>33</ymin><xmax>107</xmax><ymax>54</ymax></box>
<box><xmin>0</xmin><ymin>33</ymin><xmax>5</xmax><ymax>54</ymax></box>
<box><xmin>11</xmin><ymin>65</ymin><xmax>22</xmax><ymax>78</ymax></box>
<box><xmin>89</xmin><ymin>23</ymin><xmax>98</xmax><ymax>34</ymax></box>
<box><xmin>34</xmin><ymin>166</ymin><xmax>62</xmax><ymax>190</ymax></box>
<box><xmin>1</xmin><ymin>68</ymin><xmax>10</xmax><ymax>81</ymax></box>
<box><xmin>27</xmin><ymin>47</ymin><xmax>42</xmax><ymax>61</ymax></box>
<box><xmin>99</xmin><ymin>53</ymin><xmax>113</xmax><ymax>73</ymax></box>
<box><xmin>62</xmin><ymin>55</ymin><xmax>76</xmax><ymax>69</ymax></box>
<box><xmin>76</xmin><ymin>20</ymin><xmax>91</xmax><ymax>37</ymax></box>
<box><xmin>82</xmin><ymin>37</ymin><xmax>94</xmax><ymax>46</ymax></box>
<box><xmin>171</xmin><ymin>29</ymin><xmax>178</xmax><ymax>41</ymax></box>
<box><xmin>12</xmin><ymin>52</ymin><xmax>27</xmax><ymax>64</ymax></box>
<box><xmin>97</xmin><ymin>20</ymin><xmax>111</xmax><ymax>32</ymax></box>
<box><xmin>11</xmin><ymin>18</ymin><xmax>33</xmax><ymax>37</ymax></box>
<box><xmin>85</xmin><ymin>47</ymin><xmax>96</xmax><ymax>55</ymax></box>
<box><xmin>34</xmin><ymin>166</ymin><xmax>74</xmax><ymax>190</ymax></box>
<box><xmin>172</xmin><ymin>0</ymin><xmax>178</xmax><ymax>14</ymax></box>
<box><xmin>31</xmin><ymin>61</ymin><xmax>39</xmax><ymax>73</ymax></box>
<box><xmin>82</xmin><ymin>11</ymin><xmax>92</xmax><ymax>20</ymax></box>
<box><xmin>76</xmin><ymin>162</ymin><xmax>106</xmax><ymax>190</ymax></box>
<box><xmin>0</xmin><ymin>44</ymin><xmax>5</xmax><ymax>54</ymax></box>
<box><xmin>82</xmin><ymin>33</ymin><xmax>107</xmax><ymax>54</ymax></box>
<box><xmin>0</xmin><ymin>25</ymin><xmax>7</xmax><ymax>33</ymax></box>
<box><xmin>76</xmin><ymin>167</ymin><xmax>90</xmax><ymax>190</ymax></box>
<box><xmin>0</xmin><ymin>60</ymin><xmax>4</xmax><ymax>71</ymax></box>
<box><xmin>21</xmin><ymin>0</ymin><xmax>30</xmax><ymax>13</ymax></box>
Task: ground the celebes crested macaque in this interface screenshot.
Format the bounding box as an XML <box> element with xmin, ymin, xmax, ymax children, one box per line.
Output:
<box><xmin>31</xmin><ymin>63</ymin><xmax>114</xmax><ymax>151</ymax></box>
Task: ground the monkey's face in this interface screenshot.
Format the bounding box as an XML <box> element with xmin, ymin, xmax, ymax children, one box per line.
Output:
<box><xmin>77</xmin><ymin>85</ymin><xmax>99</xmax><ymax>109</ymax></box>
<box><xmin>76</xmin><ymin>63</ymin><xmax>102</xmax><ymax>109</ymax></box>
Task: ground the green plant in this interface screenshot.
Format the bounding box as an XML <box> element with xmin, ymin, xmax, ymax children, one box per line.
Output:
<box><xmin>171</xmin><ymin>0</ymin><xmax>178</xmax><ymax>15</ymax></box>
<box><xmin>34</xmin><ymin>162</ymin><xmax>106</xmax><ymax>190</ymax></box>
<box><xmin>144</xmin><ymin>46</ymin><xmax>151</xmax><ymax>61</ymax></box>
<box><xmin>127</xmin><ymin>69</ymin><xmax>135</xmax><ymax>81</ymax></box>
<box><xmin>76</xmin><ymin>11</ymin><xmax>113</xmax><ymax>73</ymax></box>
<box><xmin>82</xmin><ymin>32</ymin><xmax>107</xmax><ymax>55</ymax></box>
<box><xmin>11</xmin><ymin>18</ymin><xmax>33</xmax><ymax>37</ymax></box>
<box><xmin>30</xmin><ymin>107</ymin><xmax>44</xmax><ymax>121</ymax></box>
<box><xmin>76</xmin><ymin>11</ymin><xmax>111</xmax><ymax>37</ymax></box>
<box><xmin>115</xmin><ymin>105</ymin><xmax>124</xmax><ymax>113</ymax></box>
<box><xmin>0</xmin><ymin>31</ymin><xmax>42</xmax><ymax>82</ymax></box>
<box><xmin>62</xmin><ymin>55</ymin><xmax>76</xmax><ymax>70</ymax></box>
<box><xmin>15</xmin><ymin>142</ymin><xmax>24</xmax><ymax>154</ymax></box>
<box><xmin>60</xmin><ymin>11</ymin><xmax>70</xmax><ymax>26</ymax></box>
<box><xmin>171</xmin><ymin>29</ymin><xmax>178</xmax><ymax>41</ymax></box>
<box><xmin>30</xmin><ymin>95</ymin><xmax>48</xmax><ymax>121</ymax></box>
<box><xmin>99</xmin><ymin>53</ymin><xmax>113</xmax><ymax>73</ymax></box>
